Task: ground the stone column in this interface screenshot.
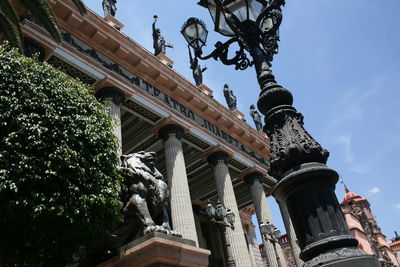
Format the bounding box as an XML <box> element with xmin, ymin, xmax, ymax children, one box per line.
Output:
<box><xmin>95</xmin><ymin>87</ymin><xmax>125</xmax><ymax>155</ymax></box>
<box><xmin>207</xmin><ymin>151</ymin><xmax>253</xmax><ymax>267</ymax></box>
<box><xmin>244</xmin><ymin>172</ymin><xmax>286</xmax><ymax>267</ymax></box>
<box><xmin>278</xmin><ymin>200</ymin><xmax>303</xmax><ymax>267</ymax></box>
<box><xmin>158</xmin><ymin>124</ymin><xmax>198</xmax><ymax>246</ymax></box>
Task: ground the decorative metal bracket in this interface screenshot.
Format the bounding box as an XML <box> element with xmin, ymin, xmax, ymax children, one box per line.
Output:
<box><xmin>195</xmin><ymin>37</ymin><xmax>253</xmax><ymax>70</ymax></box>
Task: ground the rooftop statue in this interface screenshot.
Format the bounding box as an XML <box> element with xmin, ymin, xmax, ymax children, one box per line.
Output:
<box><xmin>250</xmin><ymin>104</ymin><xmax>263</xmax><ymax>131</ymax></box>
<box><xmin>188</xmin><ymin>46</ymin><xmax>207</xmax><ymax>86</ymax></box>
<box><xmin>223</xmin><ymin>84</ymin><xmax>237</xmax><ymax>111</ymax></box>
<box><xmin>102</xmin><ymin>0</ymin><xmax>117</xmax><ymax>17</ymax></box>
<box><xmin>152</xmin><ymin>15</ymin><xmax>173</xmax><ymax>56</ymax></box>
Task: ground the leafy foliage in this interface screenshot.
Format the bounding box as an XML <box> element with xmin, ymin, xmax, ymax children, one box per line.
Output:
<box><xmin>0</xmin><ymin>44</ymin><xmax>122</xmax><ymax>266</ymax></box>
<box><xmin>0</xmin><ymin>0</ymin><xmax>86</xmax><ymax>50</ymax></box>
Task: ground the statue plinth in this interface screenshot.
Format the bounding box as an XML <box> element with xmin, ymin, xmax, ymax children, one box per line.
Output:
<box><xmin>98</xmin><ymin>232</ymin><xmax>210</xmax><ymax>267</ymax></box>
<box><xmin>198</xmin><ymin>84</ymin><xmax>213</xmax><ymax>96</ymax></box>
<box><xmin>232</xmin><ymin>109</ymin><xmax>245</xmax><ymax>120</ymax></box>
<box><xmin>104</xmin><ymin>14</ymin><xmax>124</xmax><ymax>31</ymax></box>
<box><xmin>156</xmin><ymin>53</ymin><xmax>174</xmax><ymax>68</ymax></box>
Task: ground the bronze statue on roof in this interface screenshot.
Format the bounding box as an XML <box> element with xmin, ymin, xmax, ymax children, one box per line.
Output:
<box><xmin>152</xmin><ymin>15</ymin><xmax>173</xmax><ymax>56</ymax></box>
<box><xmin>102</xmin><ymin>0</ymin><xmax>117</xmax><ymax>17</ymax></box>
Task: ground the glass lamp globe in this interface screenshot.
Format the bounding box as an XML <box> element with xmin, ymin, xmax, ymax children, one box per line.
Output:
<box><xmin>181</xmin><ymin>17</ymin><xmax>208</xmax><ymax>51</ymax></box>
<box><xmin>215</xmin><ymin>200</ymin><xmax>226</xmax><ymax>221</ymax></box>
<box><xmin>259</xmin><ymin>222</ymin><xmax>268</xmax><ymax>235</ymax></box>
<box><xmin>226</xmin><ymin>208</ymin><xmax>236</xmax><ymax>225</ymax></box>
<box><xmin>206</xmin><ymin>200</ymin><xmax>216</xmax><ymax>218</ymax></box>
<box><xmin>273</xmin><ymin>227</ymin><xmax>281</xmax><ymax>240</ymax></box>
<box><xmin>261</xmin><ymin>220</ymin><xmax>274</xmax><ymax>235</ymax></box>
<box><xmin>198</xmin><ymin>0</ymin><xmax>266</xmax><ymax>37</ymax></box>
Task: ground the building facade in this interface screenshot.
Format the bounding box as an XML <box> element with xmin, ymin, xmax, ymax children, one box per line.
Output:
<box><xmin>389</xmin><ymin>233</ymin><xmax>400</xmax><ymax>264</ymax></box>
<box><xmin>14</xmin><ymin>0</ymin><xmax>297</xmax><ymax>266</ymax></box>
<box><xmin>259</xmin><ymin>235</ymin><xmax>297</xmax><ymax>267</ymax></box>
<box><xmin>340</xmin><ymin>186</ymin><xmax>399</xmax><ymax>266</ymax></box>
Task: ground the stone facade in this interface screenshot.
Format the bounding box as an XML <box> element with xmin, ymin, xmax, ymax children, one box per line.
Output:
<box><xmin>13</xmin><ymin>0</ymin><xmax>300</xmax><ymax>266</ymax></box>
<box><xmin>389</xmin><ymin>234</ymin><xmax>400</xmax><ymax>264</ymax></box>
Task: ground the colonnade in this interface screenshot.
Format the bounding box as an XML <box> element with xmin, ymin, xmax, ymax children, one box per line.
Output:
<box><xmin>96</xmin><ymin>87</ymin><xmax>301</xmax><ymax>267</ymax></box>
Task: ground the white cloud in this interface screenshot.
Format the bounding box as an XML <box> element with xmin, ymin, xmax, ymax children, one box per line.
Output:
<box><xmin>395</xmin><ymin>203</ymin><xmax>400</xmax><ymax>211</ymax></box>
<box><xmin>325</xmin><ymin>74</ymin><xmax>386</xmax><ymax>132</ymax></box>
<box><xmin>367</xmin><ymin>186</ymin><xmax>380</xmax><ymax>196</ymax></box>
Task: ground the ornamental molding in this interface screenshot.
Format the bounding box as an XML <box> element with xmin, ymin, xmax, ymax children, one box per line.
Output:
<box><xmin>25</xmin><ymin>0</ymin><xmax>271</xmax><ymax>167</ymax></box>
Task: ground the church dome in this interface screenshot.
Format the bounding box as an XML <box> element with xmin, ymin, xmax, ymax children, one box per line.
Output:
<box><xmin>342</xmin><ymin>185</ymin><xmax>365</xmax><ymax>204</ymax></box>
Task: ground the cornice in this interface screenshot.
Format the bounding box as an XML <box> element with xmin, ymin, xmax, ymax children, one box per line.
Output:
<box><xmin>44</xmin><ymin>0</ymin><xmax>270</xmax><ymax>159</ymax></box>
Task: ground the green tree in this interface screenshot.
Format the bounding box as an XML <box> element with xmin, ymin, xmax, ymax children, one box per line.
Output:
<box><xmin>0</xmin><ymin>0</ymin><xmax>86</xmax><ymax>50</ymax></box>
<box><xmin>0</xmin><ymin>44</ymin><xmax>123</xmax><ymax>266</ymax></box>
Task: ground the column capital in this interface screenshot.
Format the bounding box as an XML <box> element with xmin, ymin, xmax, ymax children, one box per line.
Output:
<box><xmin>243</xmin><ymin>172</ymin><xmax>264</xmax><ymax>186</ymax></box>
<box><xmin>207</xmin><ymin>151</ymin><xmax>230</xmax><ymax>166</ymax></box>
<box><xmin>95</xmin><ymin>86</ymin><xmax>126</xmax><ymax>105</ymax></box>
<box><xmin>158</xmin><ymin>124</ymin><xmax>184</xmax><ymax>141</ymax></box>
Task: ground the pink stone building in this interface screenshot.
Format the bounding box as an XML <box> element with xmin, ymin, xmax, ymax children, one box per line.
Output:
<box><xmin>340</xmin><ymin>186</ymin><xmax>399</xmax><ymax>266</ymax></box>
<box><xmin>389</xmin><ymin>232</ymin><xmax>400</xmax><ymax>264</ymax></box>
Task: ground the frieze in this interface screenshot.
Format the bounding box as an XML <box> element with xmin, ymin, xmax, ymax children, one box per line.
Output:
<box><xmin>133</xmin><ymin>135</ymin><xmax>159</xmax><ymax>153</ymax></box>
<box><xmin>229</xmin><ymin>158</ymin><xmax>247</xmax><ymax>171</ymax></box>
<box><xmin>183</xmin><ymin>133</ymin><xmax>211</xmax><ymax>150</ymax></box>
<box><xmin>124</xmin><ymin>99</ymin><xmax>161</xmax><ymax>123</ymax></box>
<box><xmin>59</xmin><ymin>29</ymin><xmax>268</xmax><ymax>167</ymax></box>
<box><xmin>47</xmin><ymin>55</ymin><xmax>96</xmax><ymax>84</ymax></box>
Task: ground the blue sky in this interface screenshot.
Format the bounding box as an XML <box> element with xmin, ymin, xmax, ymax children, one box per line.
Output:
<box><xmin>84</xmin><ymin>0</ymin><xmax>400</xmax><ymax>242</ymax></box>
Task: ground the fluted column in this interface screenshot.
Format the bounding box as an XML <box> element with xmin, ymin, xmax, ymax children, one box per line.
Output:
<box><xmin>278</xmin><ymin>200</ymin><xmax>303</xmax><ymax>267</ymax></box>
<box><xmin>244</xmin><ymin>172</ymin><xmax>286</xmax><ymax>267</ymax></box>
<box><xmin>95</xmin><ymin>87</ymin><xmax>125</xmax><ymax>155</ymax></box>
<box><xmin>159</xmin><ymin>124</ymin><xmax>198</xmax><ymax>246</ymax></box>
<box><xmin>207</xmin><ymin>151</ymin><xmax>253</xmax><ymax>267</ymax></box>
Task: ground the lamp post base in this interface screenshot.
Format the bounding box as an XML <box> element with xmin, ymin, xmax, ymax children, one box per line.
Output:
<box><xmin>304</xmin><ymin>247</ymin><xmax>380</xmax><ymax>267</ymax></box>
<box><xmin>274</xmin><ymin>163</ymin><xmax>380</xmax><ymax>267</ymax></box>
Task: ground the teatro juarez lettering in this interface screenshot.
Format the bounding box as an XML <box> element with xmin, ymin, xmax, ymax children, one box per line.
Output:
<box><xmin>61</xmin><ymin>30</ymin><xmax>269</xmax><ymax>167</ymax></box>
<box><xmin>142</xmin><ymin>81</ymin><xmax>268</xmax><ymax>166</ymax></box>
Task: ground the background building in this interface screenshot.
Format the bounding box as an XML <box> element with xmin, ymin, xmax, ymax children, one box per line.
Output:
<box><xmin>340</xmin><ymin>186</ymin><xmax>399</xmax><ymax>266</ymax></box>
<box><xmin>389</xmin><ymin>232</ymin><xmax>400</xmax><ymax>264</ymax></box>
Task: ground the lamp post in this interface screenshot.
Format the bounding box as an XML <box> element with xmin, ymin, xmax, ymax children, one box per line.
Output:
<box><xmin>182</xmin><ymin>1</ymin><xmax>380</xmax><ymax>266</ymax></box>
<box><xmin>206</xmin><ymin>200</ymin><xmax>236</xmax><ymax>267</ymax></box>
<box><xmin>260</xmin><ymin>220</ymin><xmax>283</xmax><ymax>267</ymax></box>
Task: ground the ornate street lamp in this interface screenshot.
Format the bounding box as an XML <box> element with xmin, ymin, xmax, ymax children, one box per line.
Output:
<box><xmin>181</xmin><ymin>17</ymin><xmax>208</xmax><ymax>51</ymax></box>
<box><xmin>206</xmin><ymin>200</ymin><xmax>235</xmax><ymax>267</ymax></box>
<box><xmin>260</xmin><ymin>220</ymin><xmax>283</xmax><ymax>267</ymax></box>
<box><xmin>183</xmin><ymin>1</ymin><xmax>380</xmax><ymax>266</ymax></box>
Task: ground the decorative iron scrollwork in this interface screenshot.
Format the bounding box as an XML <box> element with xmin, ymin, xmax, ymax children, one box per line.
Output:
<box><xmin>195</xmin><ymin>37</ymin><xmax>253</xmax><ymax>70</ymax></box>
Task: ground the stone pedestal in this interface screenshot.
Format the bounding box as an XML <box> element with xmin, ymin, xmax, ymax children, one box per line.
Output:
<box><xmin>99</xmin><ymin>232</ymin><xmax>210</xmax><ymax>267</ymax></box>
<box><xmin>198</xmin><ymin>84</ymin><xmax>213</xmax><ymax>96</ymax></box>
<box><xmin>104</xmin><ymin>14</ymin><xmax>124</xmax><ymax>30</ymax></box>
<box><xmin>156</xmin><ymin>53</ymin><xmax>174</xmax><ymax>68</ymax></box>
<box><xmin>232</xmin><ymin>109</ymin><xmax>245</xmax><ymax>121</ymax></box>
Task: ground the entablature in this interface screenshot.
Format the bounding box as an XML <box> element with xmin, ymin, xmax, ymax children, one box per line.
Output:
<box><xmin>20</xmin><ymin>0</ymin><xmax>271</xmax><ymax>170</ymax></box>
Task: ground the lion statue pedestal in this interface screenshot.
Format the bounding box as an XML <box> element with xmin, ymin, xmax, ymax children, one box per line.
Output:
<box><xmin>98</xmin><ymin>232</ymin><xmax>211</xmax><ymax>267</ymax></box>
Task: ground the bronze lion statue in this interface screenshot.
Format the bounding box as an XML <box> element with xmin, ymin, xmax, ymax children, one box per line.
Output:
<box><xmin>117</xmin><ymin>151</ymin><xmax>180</xmax><ymax>240</ymax></box>
<box><xmin>78</xmin><ymin>151</ymin><xmax>179</xmax><ymax>266</ymax></box>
